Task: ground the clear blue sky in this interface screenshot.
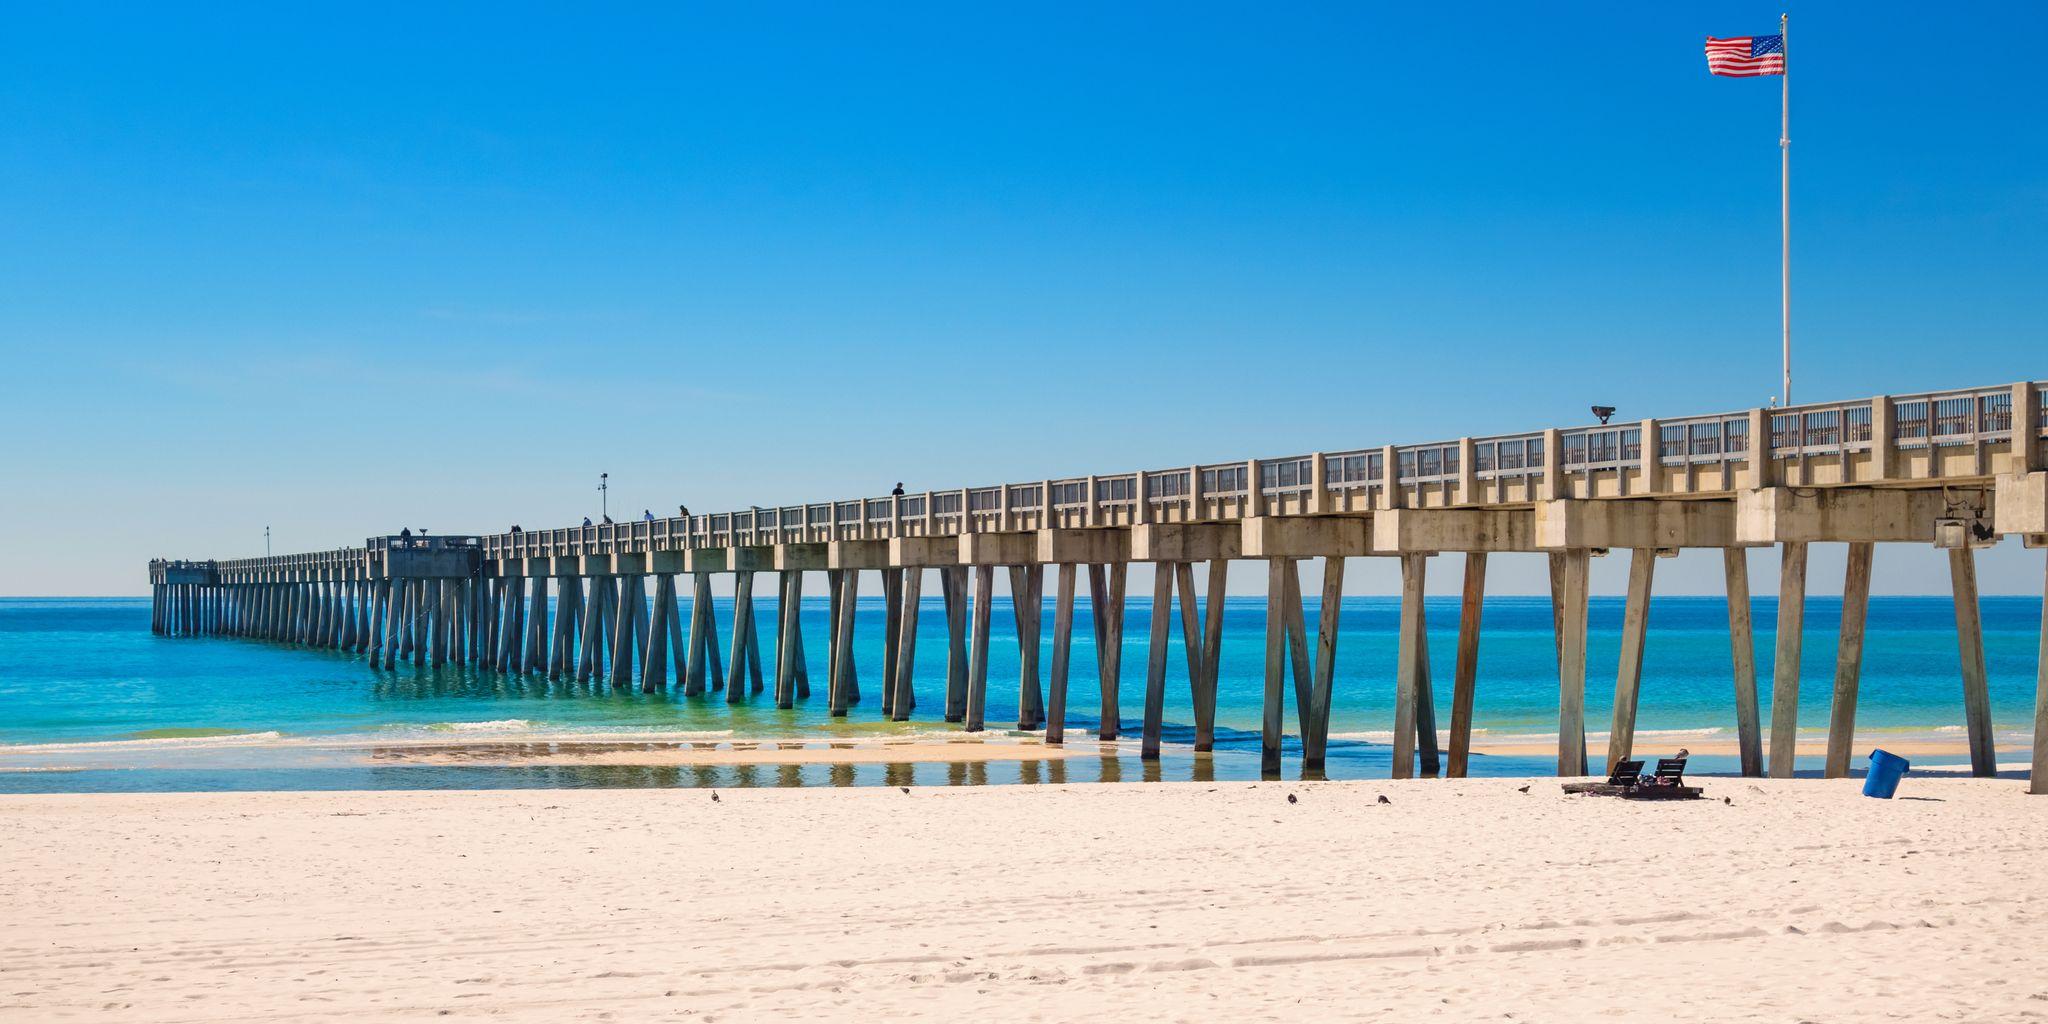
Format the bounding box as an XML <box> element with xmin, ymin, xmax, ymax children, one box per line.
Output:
<box><xmin>1</xmin><ymin>2</ymin><xmax>2042</xmax><ymax>596</ymax></box>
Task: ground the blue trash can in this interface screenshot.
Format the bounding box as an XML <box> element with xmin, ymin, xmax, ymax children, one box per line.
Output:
<box><xmin>1863</xmin><ymin>749</ymin><xmax>1910</xmax><ymax>798</ymax></box>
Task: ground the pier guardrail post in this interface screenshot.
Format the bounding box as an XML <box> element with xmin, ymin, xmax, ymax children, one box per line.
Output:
<box><xmin>2015</xmin><ymin>381</ymin><xmax>2040</xmax><ymax>473</ymax></box>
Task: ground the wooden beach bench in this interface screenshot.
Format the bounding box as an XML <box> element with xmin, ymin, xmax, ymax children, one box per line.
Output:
<box><xmin>1561</xmin><ymin>759</ymin><xmax>1644</xmax><ymax>796</ymax></box>
<box><xmin>1619</xmin><ymin>756</ymin><xmax>1703</xmax><ymax>800</ymax></box>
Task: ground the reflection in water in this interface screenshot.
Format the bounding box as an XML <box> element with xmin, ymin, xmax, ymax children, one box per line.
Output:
<box><xmin>1</xmin><ymin>741</ymin><xmax>1570</xmax><ymax>794</ymax></box>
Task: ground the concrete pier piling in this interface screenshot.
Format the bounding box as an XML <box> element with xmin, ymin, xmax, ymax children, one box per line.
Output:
<box><xmin>1722</xmin><ymin>548</ymin><xmax>1764</xmax><ymax>777</ymax></box>
<box><xmin>1824</xmin><ymin>542</ymin><xmax>1875</xmax><ymax>778</ymax></box>
<box><xmin>146</xmin><ymin>378</ymin><xmax>2048</xmax><ymax>787</ymax></box>
<box><xmin>1090</xmin><ymin>563</ymin><xmax>1126</xmax><ymax>741</ymax></box>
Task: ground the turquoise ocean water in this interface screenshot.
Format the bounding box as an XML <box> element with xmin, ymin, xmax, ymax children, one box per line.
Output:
<box><xmin>0</xmin><ymin>596</ymin><xmax>2039</xmax><ymax>791</ymax></box>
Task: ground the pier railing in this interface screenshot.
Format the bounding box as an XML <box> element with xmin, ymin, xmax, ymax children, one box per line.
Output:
<box><xmin>159</xmin><ymin>378</ymin><xmax>2043</xmax><ymax>580</ymax></box>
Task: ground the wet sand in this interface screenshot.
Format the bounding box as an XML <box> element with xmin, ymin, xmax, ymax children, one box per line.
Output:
<box><xmin>371</xmin><ymin>735</ymin><xmax>1083</xmax><ymax>767</ymax></box>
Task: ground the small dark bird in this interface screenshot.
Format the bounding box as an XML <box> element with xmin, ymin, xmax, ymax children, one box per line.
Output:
<box><xmin>711</xmin><ymin>792</ymin><xmax>720</xmax><ymax>802</ymax></box>
<box><xmin>1723</xmin><ymin>796</ymin><xmax>1733</xmax><ymax>805</ymax></box>
<box><xmin>1517</xmin><ymin>784</ymin><xmax>1531</xmax><ymax>794</ymax></box>
<box><xmin>900</xmin><ymin>787</ymin><xmax>910</xmax><ymax>794</ymax></box>
<box><xmin>1287</xmin><ymin>793</ymin><xmax>1297</xmax><ymax>804</ymax></box>
<box><xmin>1376</xmin><ymin>794</ymin><xmax>1391</xmax><ymax>805</ymax></box>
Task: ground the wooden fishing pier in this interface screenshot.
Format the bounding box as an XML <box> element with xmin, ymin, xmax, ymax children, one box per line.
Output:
<box><xmin>149</xmin><ymin>379</ymin><xmax>2048</xmax><ymax>789</ymax></box>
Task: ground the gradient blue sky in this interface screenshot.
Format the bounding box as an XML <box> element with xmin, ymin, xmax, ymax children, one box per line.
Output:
<box><xmin>1</xmin><ymin>2</ymin><xmax>2042</xmax><ymax>596</ymax></box>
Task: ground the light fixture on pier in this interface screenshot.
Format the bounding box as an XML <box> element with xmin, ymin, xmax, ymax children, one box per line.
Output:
<box><xmin>1591</xmin><ymin>405</ymin><xmax>1616</xmax><ymax>425</ymax></box>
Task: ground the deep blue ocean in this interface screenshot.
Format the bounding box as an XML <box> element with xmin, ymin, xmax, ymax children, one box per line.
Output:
<box><xmin>1</xmin><ymin>596</ymin><xmax>2038</xmax><ymax>791</ymax></box>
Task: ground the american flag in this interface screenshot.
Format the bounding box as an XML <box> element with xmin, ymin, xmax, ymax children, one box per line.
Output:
<box><xmin>1705</xmin><ymin>34</ymin><xmax>1785</xmax><ymax>77</ymax></box>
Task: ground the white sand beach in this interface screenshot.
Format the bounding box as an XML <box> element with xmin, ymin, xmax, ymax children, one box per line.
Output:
<box><xmin>5</xmin><ymin>777</ymin><xmax>2046</xmax><ymax>1022</ymax></box>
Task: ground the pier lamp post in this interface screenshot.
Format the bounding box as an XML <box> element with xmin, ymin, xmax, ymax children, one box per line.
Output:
<box><xmin>600</xmin><ymin>473</ymin><xmax>609</xmax><ymax>520</ymax></box>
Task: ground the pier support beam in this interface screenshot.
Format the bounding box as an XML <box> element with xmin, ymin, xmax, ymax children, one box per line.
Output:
<box><xmin>890</xmin><ymin>568</ymin><xmax>920</xmax><ymax>721</ymax></box>
<box><xmin>427</xmin><ymin>581</ymin><xmax>447</xmax><ymax>666</ymax></box>
<box><xmin>1823</xmin><ymin>543</ymin><xmax>1875</xmax><ymax>778</ymax></box>
<box><xmin>610</xmin><ymin>575</ymin><xmax>643</xmax><ymax>689</ymax></box>
<box><xmin>1948</xmin><ymin>547</ymin><xmax>1997</xmax><ymax>777</ymax></box>
<box><xmin>1768</xmin><ymin>541</ymin><xmax>1809</xmax><ymax>778</ymax></box>
<box><xmin>684</xmin><ymin>573</ymin><xmax>720</xmax><ymax>695</ymax></box>
<box><xmin>880</xmin><ymin>569</ymin><xmax>903</xmax><ymax>718</ymax></box>
<box><xmin>1281</xmin><ymin>561</ymin><xmax>1315</xmax><ymax>768</ymax></box>
<box><xmin>1046</xmin><ymin>563</ymin><xmax>1077</xmax><ymax>744</ymax></box>
<box><xmin>825</xmin><ymin>570</ymin><xmax>842</xmax><ymax>700</ymax></box>
<box><xmin>582</xmin><ymin>577</ymin><xmax>611</xmax><ymax>683</ymax></box>
<box><xmin>369</xmin><ymin>580</ymin><xmax>391</xmax><ymax>666</ymax></box>
<box><xmin>641</xmin><ymin>574</ymin><xmax>674</xmax><ymax>692</ymax></box>
<box><xmin>727</xmin><ymin>571</ymin><xmax>757</xmax><ymax>702</ymax></box>
<box><xmin>1303</xmin><ymin>556</ymin><xmax>1345</xmax><ymax>774</ymax></box>
<box><xmin>830</xmin><ymin>569</ymin><xmax>861</xmax><ymax>718</ymax></box>
<box><xmin>1174</xmin><ymin>563</ymin><xmax>1210</xmax><ymax>753</ymax></box>
<box><xmin>964</xmin><ymin>566</ymin><xmax>992</xmax><ymax>731</ymax></box>
<box><xmin>1142</xmin><ymin>562</ymin><xmax>1175</xmax><ymax>760</ymax></box>
<box><xmin>1011</xmin><ymin>565</ymin><xmax>1044</xmax><ymax>729</ymax></box>
<box><xmin>503</xmin><ymin>577</ymin><xmax>526</xmax><ymax>672</ymax></box>
<box><xmin>942</xmin><ymin>566</ymin><xmax>968</xmax><ymax>721</ymax></box>
<box><xmin>1724</xmin><ymin>548</ymin><xmax>1764</xmax><ymax>777</ymax></box>
<box><xmin>775</xmin><ymin>571</ymin><xmax>802</xmax><ymax>708</ymax></box>
<box><xmin>551</xmin><ymin>576</ymin><xmax>579</xmax><ymax>680</ymax></box>
<box><xmin>527</xmin><ymin>576</ymin><xmax>550</xmax><ymax>675</ymax></box>
<box><xmin>1198</xmin><ymin>559</ymin><xmax>1227</xmax><ymax>751</ymax></box>
<box><xmin>337</xmin><ymin>582</ymin><xmax>357</xmax><ymax>651</ymax></box>
<box><xmin>1447</xmin><ymin>553</ymin><xmax>1487</xmax><ymax>778</ymax></box>
<box><xmin>826</xmin><ymin>568</ymin><xmax>859</xmax><ymax>705</ymax></box>
<box><xmin>2032</xmin><ymin>550</ymin><xmax>2048</xmax><ymax>795</ymax></box>
<box><xmin>1553</xmin><ymin>549</ymin><xmax>1590</xmax><ymax>777</ymax></box>
<box><xmin>1393</xmin><ymin>554</ymin><xmax>1426</xmax><ymax>779</ymax></box>
<box><xmin>1089</xmin><ymin>562</ymin><xmax>1127</xmax><ymax>740</ymax></box>
<box><xmin>791</xmin><ymin>575</ymin><xmax>810</xmax><ymax>700</ymax></box>
<box><xmin>1606</xmin><ymin>548</ymin><xmax>1657</xmax><ymax>769</ymax></box>
<box><xmin>1261</xmin><ymin>559</ymin><xmax>1288</xmax><ymax>778</ymax></box>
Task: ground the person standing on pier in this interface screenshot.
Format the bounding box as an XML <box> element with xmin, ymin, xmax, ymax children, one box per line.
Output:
<box><xmin>642</xmin><ymin>509</ymin><xmax>654</xmax><ymax>522</ymax></box>
<box><xmin>890</xmin><ymin>482</ymin><xmax>905</xmax><ymax>496</ymax></box>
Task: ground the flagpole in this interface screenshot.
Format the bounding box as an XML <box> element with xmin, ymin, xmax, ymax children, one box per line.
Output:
<box><xmin>1780</xmin><ymin>12</ymin><xmax>1790</xmax><ymax>406</ymax></box>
